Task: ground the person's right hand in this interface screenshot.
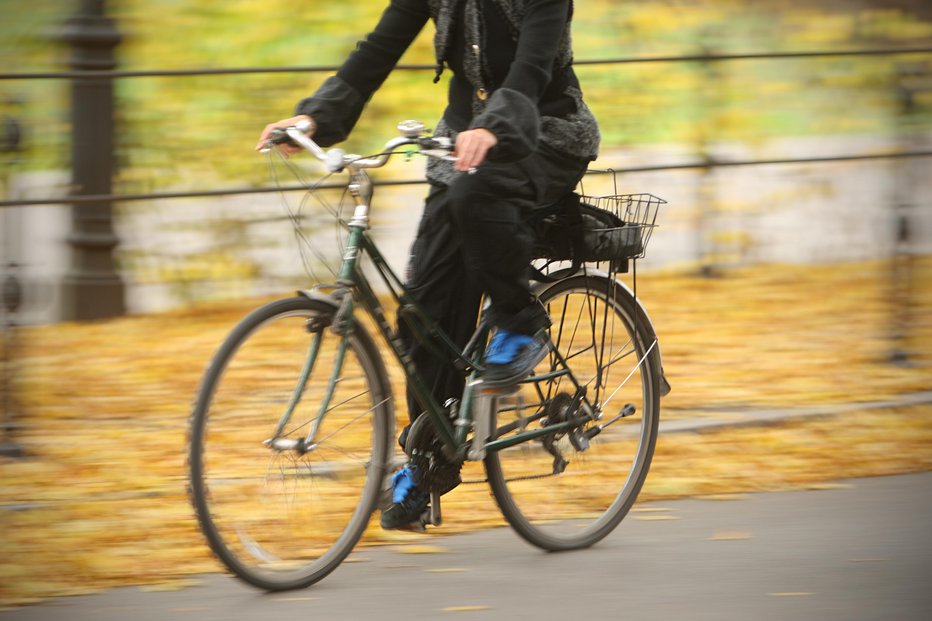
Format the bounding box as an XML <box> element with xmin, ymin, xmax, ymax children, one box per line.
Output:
<box><xmin>256</xmin><ymin>114</ymin><xmax>316</xmax><ymax>156</ymax></box>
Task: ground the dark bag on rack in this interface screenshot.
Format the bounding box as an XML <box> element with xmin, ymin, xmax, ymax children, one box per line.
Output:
<box><xmin>530</xmin><ymin>192</ymin><xmax>644</xmax><ymax>262</ymax></box>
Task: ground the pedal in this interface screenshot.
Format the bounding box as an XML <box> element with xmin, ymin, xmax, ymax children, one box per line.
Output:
<box><xmin>408</xmin><ymin>501</ymin><xmax>437</xmax><ymax>532</ymax></box>
<box><xmin>394</xmin><ymin>493</ymin><xmax>443</xmax><ymax>533</ymax></box>
<box><xmin>569</xmin><ymin>428</ymin><xmax>590</xmax><ymax>452</ymax></box>
<box><xmin>401</xmin><ymin>517</ymin><xmax>428</xmax><ymax>533</ymax></box>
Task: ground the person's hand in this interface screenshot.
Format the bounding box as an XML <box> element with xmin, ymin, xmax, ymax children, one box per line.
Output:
<box><xmin>453</xmin><ymin>128</ymin><xmax>498</xmax><ymax>172</ymax></box>
<box><xmin>256</xmin><ymin>114</ymin><xmax>316</xmax><ymax>156</ymax></box>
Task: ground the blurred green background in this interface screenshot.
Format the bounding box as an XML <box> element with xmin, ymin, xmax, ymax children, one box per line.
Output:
<box><xmin>2</xmin><ymin>0</ymin><xmax>931</xmax><ymax>186</ymax></box>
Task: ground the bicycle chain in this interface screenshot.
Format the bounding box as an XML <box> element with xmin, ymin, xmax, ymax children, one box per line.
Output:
<box><xmin>460</xmin><ymin>472</ymin><xmax>560</xmax><ymax>485</ymax></box>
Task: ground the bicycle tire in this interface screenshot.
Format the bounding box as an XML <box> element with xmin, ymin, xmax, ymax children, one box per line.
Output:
<box><xmin>484</xmin><ymin>274</ymin><xmax>661</xmax><ymax>551</ymax></box>
<box><xmin>188</xmin><ymin>296</ymin><xmax>394</xmax><ymax>590</ymax></box>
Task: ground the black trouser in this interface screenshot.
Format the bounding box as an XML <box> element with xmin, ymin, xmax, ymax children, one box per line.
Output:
<box><xmin>398</xmin><ymin>144</ymin><xmax>588</xmax><ymax>428</ymax></box>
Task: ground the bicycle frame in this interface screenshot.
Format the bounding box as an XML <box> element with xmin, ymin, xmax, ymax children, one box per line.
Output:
<box><xmin>266</xmin><ymin>123</ymin><xmax>660</xmax><ymax>464</ymax></box>
<box><xmin>286</xmin><ymin>164</ymin><xmax>620</xmax><ymax>464</ymax></box>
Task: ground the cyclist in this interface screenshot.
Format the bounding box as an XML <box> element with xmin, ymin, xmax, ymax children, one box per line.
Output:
<box><xmin>258</xmin><ymin>0</ymin><xmax>600</xmax><ymax>530</ymax></box>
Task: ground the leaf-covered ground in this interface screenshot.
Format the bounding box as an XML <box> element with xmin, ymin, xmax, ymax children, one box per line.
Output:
<box><xmin>1</xmin><ymin>257</ymin><xmax>931</xmax><ymax>607</ymax></box>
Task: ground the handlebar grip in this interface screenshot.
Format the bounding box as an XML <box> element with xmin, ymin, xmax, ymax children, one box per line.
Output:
<box><xmin>267</xmin><ymin>128</ymin><xmax>298</xmax><ymax>147</ymax></box>
<box><xmin>417</xmin><ymin>136</ymin><xmax>454</xmax><ymax>151</ymax></box>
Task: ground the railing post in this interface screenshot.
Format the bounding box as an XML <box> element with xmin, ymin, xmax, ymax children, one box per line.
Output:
<box><xmin>1</xmin><ymin>263</ymin><xmax>24</xmax><ymax>458</ymax></box>
<box><xmin>889</xmin><ymin>61</ymin><xmax>926</xmax><ymax>365</ymax></box>
<box><xmin>58</xmin><ymin>0</ymin><xmax>125</xmax><ymax>320</ymax></box>
<box><xmin>696</xmin><ymin>34</ymin><xmax>722</xmax><ymax>278</ymax></box>
<box><xmin>1</xmin><ymin>99</ymin><xmax>24</xmax><ymax>458</ymax></box>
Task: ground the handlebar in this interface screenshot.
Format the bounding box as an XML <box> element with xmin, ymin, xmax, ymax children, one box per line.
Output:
<box><xmin>262</xmin><ymin>119</ymin><xmax>455</xmax><ymax>174</ymax></box>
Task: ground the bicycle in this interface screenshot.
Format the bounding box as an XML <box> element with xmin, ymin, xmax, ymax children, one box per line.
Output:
<box><xmin>188</xmin><ymin>119</ymin><xmax>667</xmax><ymax>591</ymax></box>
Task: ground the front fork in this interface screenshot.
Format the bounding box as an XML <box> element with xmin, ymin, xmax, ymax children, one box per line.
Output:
<box><xmin>265</xmin><ymin>217</ymin><xmax>367</xmax><ymax>454</ymax></box>
<box><xmin>262</xmin><ymin>296</ymin><xmax>352</xmax><ymax>454</ymax></box>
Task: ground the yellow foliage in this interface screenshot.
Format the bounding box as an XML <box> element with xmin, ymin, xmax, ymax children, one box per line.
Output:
<box><xmin>0</xmin><ymin>254</ymin><xmax>930</xmax><ymax>606</ymax></box>
<box><xmin>782</xmin><ymin>12</ymin><xmax>856</xmax><ymax>46</ymax></box>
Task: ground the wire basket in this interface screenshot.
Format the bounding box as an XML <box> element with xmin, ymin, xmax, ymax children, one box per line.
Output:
<box><xmin>578</xmin><ymin>193</ymin><xmax>666</xmax><ymax>260</ymax></box>
<box><xmin>531</xmin><ymin>192</ymin><xmax>666</xmax><ymax>263</ymax></box>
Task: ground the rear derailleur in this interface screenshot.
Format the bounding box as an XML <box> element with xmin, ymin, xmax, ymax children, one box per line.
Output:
<box><xmin>541</xmin><ymin>391</ymin><xmax>599</xmax><ymax>474</ymax></box>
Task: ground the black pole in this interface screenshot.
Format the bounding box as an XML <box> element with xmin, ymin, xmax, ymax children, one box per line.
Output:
<box><xmin>58</xmin><ymin>0</ymin><xmax>125</xmax><ymax>320</ymax></box>
<box><xmin>889</xmin><ymin>62</ymin><xmax>924</xmax><ymax>366</ymax></box>
<box><xmin>696</xmin><ymin>34</ymin><xmax>722</xmax><ymax>278</ymax></box>
<box><xmin>1</xmin><ymin>98</ymin><xmax>24</xmax><ymax>458</ymax></box>
<box><xmin>1</xmin><ymin>264</ymin><xmax>24</xmax><ymax>458</ymax></box>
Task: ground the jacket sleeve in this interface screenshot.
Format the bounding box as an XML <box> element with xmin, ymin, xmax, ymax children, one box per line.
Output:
<box><xmin>470</xmin><ymin>0</ymin><xmax>572</xmax><ymax>160</ymax></box>
<box><xmin>294</xmin><ymin>0</ymin><xmax>430</xmax><ymax>147</ymax></box>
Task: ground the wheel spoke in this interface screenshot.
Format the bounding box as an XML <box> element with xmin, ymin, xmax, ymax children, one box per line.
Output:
<box><xmin>485</xmin><ymin>276</ymin><xmax>660</xmax><ymax>550</ymax></box>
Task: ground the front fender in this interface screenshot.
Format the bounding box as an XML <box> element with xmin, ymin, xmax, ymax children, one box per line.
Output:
<box><xmin>296</xmin><ymin>289</ymin><xmax>342</xmax><ymax>313</ymax></box>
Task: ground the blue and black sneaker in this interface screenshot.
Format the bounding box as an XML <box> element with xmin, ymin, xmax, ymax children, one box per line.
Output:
<box><xmin>481</xmin><ymin>328</ymin><xmax>549</xmax><ymax>386</ymax></box>
<box><xmin>380</xmin><ymin>465</ymin><xmax>429</xmax><ymax>530</ymax></box>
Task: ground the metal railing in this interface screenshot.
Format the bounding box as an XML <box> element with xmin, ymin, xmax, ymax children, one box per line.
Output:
<box><xmin>3</xmin><ymin>45</ymin><xmax>931</xmax><ymax>80</ymax></box>
<box><xmin>3</xmin><ymin>149</ymin><xmax>932</xmax><ymax>209</ymax></box>
<box><xmin>2</xmin><ymin>47</ymin><xmax>931</xmax><ymax>210</ymax></box>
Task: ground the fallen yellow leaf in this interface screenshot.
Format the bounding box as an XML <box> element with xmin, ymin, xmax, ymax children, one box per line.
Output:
<box><xmin>708</xmin><ymin>531</ymin><xmax>752</xmax><ymax>541</ymax></box>
<box><xmin>635</xmin><ymin>515</ymin><xmax>680</xmax><ymax>521</ymax></box>
<box><xmin>394</xmin><ymin>545</ymin><xmax>448</xmax><ymax>555</ymax></box>
<box><xmin>443</xmin><ymin>605</ymin><xmax>491</xmax><ymax>612</ymax></box>
<box><xmin>806</xmin><ymin>482</ymin><xmax>854</xmax><ymax>490</ymax></box>
<box><xmin>138</xmin><ymin>579</ymin><xmax>201</xmax><ymax>592</ymax></box>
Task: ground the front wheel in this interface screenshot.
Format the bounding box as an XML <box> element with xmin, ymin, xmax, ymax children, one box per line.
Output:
<box><xmin>188</xmin><ymin>296</ymin><xmax>394</xmax><ymax>590</ymax></box>
<box><xmin>485</xmin><ymin>274</ymin><xmax>661</xmax><ymax>551</ymax></box>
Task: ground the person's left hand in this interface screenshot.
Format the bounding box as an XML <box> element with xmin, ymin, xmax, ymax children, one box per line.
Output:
<box><xmin>453</xmin><ymin>128</ymin><xmax>498</xmax><ymax>172</ymax></box>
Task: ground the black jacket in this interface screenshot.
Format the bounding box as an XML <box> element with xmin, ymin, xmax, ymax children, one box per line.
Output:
<box><xmin>295</xmin><ymin>0</ymin><xmax>599</xmax><ymax>169</ymax></box>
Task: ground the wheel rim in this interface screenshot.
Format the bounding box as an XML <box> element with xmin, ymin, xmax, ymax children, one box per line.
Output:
<box><xmin>490</xmin><ymin>280</ymin><xmax>657</xmax><ymax>544</ymax></box>
<box><xmin>191</xmin><ymin>306</ymin><xmax>388</xmax><ymax>584</ymax></box>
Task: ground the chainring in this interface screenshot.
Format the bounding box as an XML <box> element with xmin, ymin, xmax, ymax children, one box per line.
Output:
<box><xmin>404</xmin><ymin>413</ymin><xmax>463</xmax><ymax>496</ymax></box>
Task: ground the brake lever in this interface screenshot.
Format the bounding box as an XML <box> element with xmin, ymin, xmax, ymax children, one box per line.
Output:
<box><xmin>259</xmin><ymin>128</ymin><xmax>295</xmax><ymax>154</ymax></box>
<box><xmin>260</xmin><ymin>119</ymin><xmax>315</xmax><ymax>154</ymax></box>
<box><xmin>417</xmin><ymin>136</ymin><xmax>456</xmax><ymax>161</ymax></box>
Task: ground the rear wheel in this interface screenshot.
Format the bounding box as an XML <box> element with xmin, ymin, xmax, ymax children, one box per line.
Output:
<box><xmin>188</xmin><ymin>296</ymin><xmax>394</xmax><ymax>590</ymax></box>
<box><xmin>485</xmin><ymin>274</ymin><xmax>661</xmax><ymax>550</ymax></box>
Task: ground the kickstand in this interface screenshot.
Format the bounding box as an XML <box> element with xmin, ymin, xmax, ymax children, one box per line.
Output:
<box><xmin>412</xmin><ymin>490</ymin><xmax>443</xmax><ymax>532</ymax></box>
<box><xmin>429</xmin><ymin>490</ymin><xmax>442</xmax><ymax>526</ymax></box>
<box><xmin>407</xmin><ymin>492</ymin><xmax>443</xmax><ymax>533</ymax></box>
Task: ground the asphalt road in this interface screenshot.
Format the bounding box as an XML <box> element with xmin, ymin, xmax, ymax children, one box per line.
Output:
<box><xmin>6</xmin><ymin>472</ymin><xmax>931</xmax><ymax>621</ymax></box>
